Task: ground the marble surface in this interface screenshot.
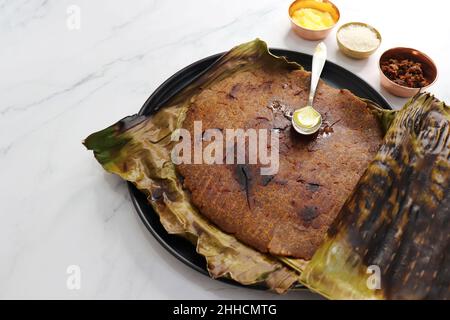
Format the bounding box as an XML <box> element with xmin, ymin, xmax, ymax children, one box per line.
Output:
<box><xmin>0</xmin><ymin>0</ymin><xmax>448</xmax><ymax>299</ymax></box>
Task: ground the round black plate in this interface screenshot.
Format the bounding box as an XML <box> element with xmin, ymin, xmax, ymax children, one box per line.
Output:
<box><xmin>128</xmin><ymin>48</ymin><xmax>391</xmax><ymax>289</ymax></box>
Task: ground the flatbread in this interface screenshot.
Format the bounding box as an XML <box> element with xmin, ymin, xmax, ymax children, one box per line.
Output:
<box><xmin>177</xmin><ymin>67</ymin><xmax>383</xmax><ymax>259</ymax></box>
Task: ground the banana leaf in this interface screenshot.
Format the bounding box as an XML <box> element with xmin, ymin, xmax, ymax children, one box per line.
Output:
<box><xmin>300</xmin><ymin>93</ymin><xmax>450</xmax><ymax>299</ymax></box>
<box><xmin>84</xmin><ymin>39</ymin><xmax>307</xmax><ymax>292</ymax></box>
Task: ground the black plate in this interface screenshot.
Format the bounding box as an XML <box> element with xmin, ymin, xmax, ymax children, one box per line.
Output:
<box><xmin>128</xmin><ymin>48</ymin><xmax>391</xmax><ymax>290</ymax></box>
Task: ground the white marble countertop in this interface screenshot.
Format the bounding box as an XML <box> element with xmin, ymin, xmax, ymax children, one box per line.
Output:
<box><xmin>1</xmin><ymin>0</ymin><xmax>448</xmax><ymax>299</ymax></box>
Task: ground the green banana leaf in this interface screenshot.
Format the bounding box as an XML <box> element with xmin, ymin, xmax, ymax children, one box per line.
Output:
<box><xmin>300</xmin><ymin>93</ymin><xmax>450</xmax><ymax>299</ymax></box>
<box><xmin>84</xmin><ymin>39</ymin><xmax>307</xmax><ymax>292</ymax></box>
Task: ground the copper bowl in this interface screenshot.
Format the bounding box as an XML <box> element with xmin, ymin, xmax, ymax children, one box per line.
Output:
<box><xmin>289</xmin><ymin>0</ymin><xmax>340</xmax><ymax>41</ymax></box>
<box><xmin>379</xmin><ymin>47</ymin><xmax>438</xmax><ymax>98</ymax></box>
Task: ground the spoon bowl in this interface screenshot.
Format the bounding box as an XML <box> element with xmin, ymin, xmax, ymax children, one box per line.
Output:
<box><xmin>292</xmin><ymin>107</ymin><xmax>323</xmax><ymax>135</ymax></box>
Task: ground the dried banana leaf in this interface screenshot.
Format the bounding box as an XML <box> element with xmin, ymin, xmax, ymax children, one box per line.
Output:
<box><xmin>300</xmin><ymin>93</ymin><xmax>450</xmax><ymax>299</ymax></box>
<box><xmin>84</xmin><ymin>39</ymin><xmax>305</xmax><ymax>292</ymax></box>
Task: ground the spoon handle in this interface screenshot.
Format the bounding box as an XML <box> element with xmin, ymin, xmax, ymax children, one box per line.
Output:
<box><xmin>308</xmin><ymin>42</ymin><xmax>327</xmax><ymax>106</ymax></box>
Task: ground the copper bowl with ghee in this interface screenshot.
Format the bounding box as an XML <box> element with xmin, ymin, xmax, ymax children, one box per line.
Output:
<box><xmin>379</xmin><ymin>47</ymin><xmax>438</xmax><ymax>98</ymax></box>
<box><xmin>289</xmin><ymin>0</ymin><xmax>340</xmax><ymax>41</ymax></box>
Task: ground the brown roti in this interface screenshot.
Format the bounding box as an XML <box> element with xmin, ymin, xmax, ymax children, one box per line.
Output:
<box><xmin>177</xmin><ymin>67</ymin><xmax>383</xmax><ymax>260</ymax></box>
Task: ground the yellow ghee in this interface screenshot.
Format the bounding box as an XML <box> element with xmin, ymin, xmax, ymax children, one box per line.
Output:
<box><xmin>292</xmin><ymin>7</ymin><xmax>335</xmax><ymax>30</ymax></box>
<box><xmin>293</xmin><ymin>106</ymin><xmax>321</xmax><ymax>129</ymax></box>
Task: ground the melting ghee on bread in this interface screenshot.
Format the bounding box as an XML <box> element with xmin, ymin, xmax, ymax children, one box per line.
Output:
<box><xmin>293</xmin><ymin>106</ymin><xmax>321</xmax><ymax>129</ymax></box>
